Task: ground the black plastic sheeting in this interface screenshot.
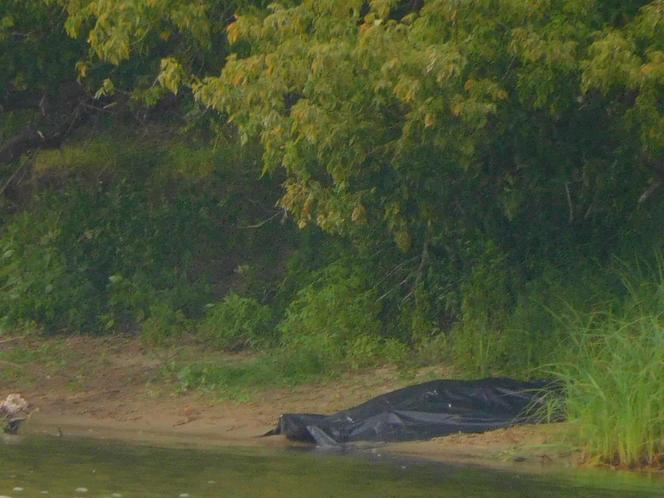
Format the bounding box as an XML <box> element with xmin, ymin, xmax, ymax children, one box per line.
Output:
<box><xmin>266</xmin><ymin>377</ymin><xmax>556</xmax><ymax>446</ymax></box>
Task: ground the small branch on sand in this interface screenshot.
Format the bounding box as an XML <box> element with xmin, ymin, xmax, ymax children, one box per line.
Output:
<box><xmin>0</xmin><ymin>336</ymin><xmax>26</xmax><ymax>345</ymax></box>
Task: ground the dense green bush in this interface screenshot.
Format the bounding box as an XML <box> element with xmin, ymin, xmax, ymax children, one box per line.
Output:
<box><xmin>0</xmin><ymin>180</ymin><xmax>215</xmax><ymax>333</ymax></box>
<box><xmin>278</xmin><ymin>262</ymin><xmax>383</xmax><ymax>362</ymax></box>
<box><xmin>0</xmin><ymin>209</ymin><xmax>100</xmax><ymax>332</ymax></box>
<box><xmin>0</xmin><ymin>134</ymin><xmax>291</xmax><ymax>336</ymax></box>
<box><xmin>449</xmin><ymin>242</ymin><xmax>513</xmax><ymax>375</ymax></box>
<box><xmin>199</xmin><ymin>293</ymin><xmax>274</xmax><ymax>350</ymax></box>
<box><xmin>141</xmin><ymin>302</ymin><xmax>192</xmax><ymax>346</ymax></box>
<box><xmin>279</xmin><ymin>263</ymin><xmax>381</xmax><ymax>342</ymax></box>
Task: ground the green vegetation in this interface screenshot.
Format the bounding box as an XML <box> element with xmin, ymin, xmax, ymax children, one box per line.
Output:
<box><xmin>200</xmin><ymin>294</ymin><xmax>274</xmax><ymax>350</ymax></box>
<box><xmin>551</xmin><ymin>259</ymin><xmax>664</xmax><ymax>468</ymax></box>
<box><xmin>0</xmin><ymin>133</ymin><xmax>291</xmax><ymax>335</ymax></box>
<box><xmin>559</xmin><ymin>316</ymin><xmax>664</xmax><ymax>468</ymax></box>
<box><xmin>2</xmin><ymin>0</ymin><xmax>664</xmax><ymax>468</ymax></box>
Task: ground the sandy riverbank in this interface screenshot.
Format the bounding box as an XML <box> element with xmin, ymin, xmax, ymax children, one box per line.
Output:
<box><xmin>1</xmin><ymin>335</ymin><xmax>578</xmax><ymax>472</ymax></box>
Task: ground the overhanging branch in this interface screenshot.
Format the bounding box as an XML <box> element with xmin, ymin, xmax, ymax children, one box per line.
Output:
<box><xmin>0</xmin><ymin>126</ymin><xmax>66</xmax><ymax>164</ymax></box>
<box><xmin>0</xmin><ymin>92</ymin><xmax>97</xmax><ymax>166</ymax></box>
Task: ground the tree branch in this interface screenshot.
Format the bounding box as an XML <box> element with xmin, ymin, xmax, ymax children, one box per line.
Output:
<box><xmin>638</xmin><ymin>156</ymin><xmax>664</xmax><ymax>204</ymax></box>
<box><xmin>638</xmin><ymin>179</ymin><xmax>661</xmax><ymax>204</ymax></box>
<box><xmin>565</xmin><ymin>182</ymin><xmax>574</xmax><ymax>224</ymax></box>
<box><xmin>0</xmin><ymin>126</ymin><xmax>66</xmax><ymax>164</ymax></box>
<box><xmin>0</xmin><ymin>91</ymin><xmax>96</xmax><ymax>166</ymax></box>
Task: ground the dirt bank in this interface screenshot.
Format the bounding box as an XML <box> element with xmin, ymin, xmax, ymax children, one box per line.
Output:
<box><xmin>0</xmin><ymin>335</ymin><xmax>578</xmax><ymax>471</ymax></box>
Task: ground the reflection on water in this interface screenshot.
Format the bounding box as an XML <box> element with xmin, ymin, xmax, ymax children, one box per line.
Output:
<box><xmin>1</xmin><ymin>435</ymin><xmax>662</xmax><ymax>498</ymax></box>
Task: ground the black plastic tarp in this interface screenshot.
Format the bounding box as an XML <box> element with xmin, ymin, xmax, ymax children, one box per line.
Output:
<box><xmin>266</xmin><ymin>377</ymin><xmax>555</xmax><ymax>445</ymax></box>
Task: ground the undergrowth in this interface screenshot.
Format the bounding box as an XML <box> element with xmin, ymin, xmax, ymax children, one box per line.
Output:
<box><xmin>199</xmin><ymin>293</ymin><xmax>274</xmax><ymax>351</ymax></box>
<box><xmin>0</xmin><ymin>132</ymin><xmax>291</xmax><ymax>336</ymax></box>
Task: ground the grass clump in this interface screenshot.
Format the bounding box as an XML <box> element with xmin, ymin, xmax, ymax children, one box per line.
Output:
<box><xmin>173</xmin><ymin>337</ymin><xmax>410</xmax><ymax>401</ymax></box>
<box><xmin>141</xmin><ymin>302</ymin><xmax>192</xmax><ymax>346</ymax></box>
<box><xmin>557</xmin><ymin>315</ymin><xmax>664</xmax><ymax>467</ymax></box>
<box><xmin>552</xmin><ymin>258</ymin><xmax>664</xmax><ymax>468</ymax></box>
<box><xmin>174</xmin><ymin>356</ymin><xmax>285</xmax><ymax>401</ymax></box>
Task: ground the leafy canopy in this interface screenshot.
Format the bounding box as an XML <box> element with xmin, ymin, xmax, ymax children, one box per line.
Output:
<box><xmin>189</xmin><ymin>0</ymin><xmax>664</xmax><ymax>251</ymax></box>
<box><xmin>3</xmin><ymin>0</ymin><xmax>664</xmax><ymax>256</ymax></box>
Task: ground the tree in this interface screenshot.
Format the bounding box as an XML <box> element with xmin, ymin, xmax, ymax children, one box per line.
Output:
<box><xmin>0</xmin><ymin>0</ymin><xmax>86</xmax><ymax>165</ymax></box>
<box><xmin>0</xmin><ymin>0</ymin><xmax>267</xmax><ymax>170</ymax></box>
<box><xmin>188</xmin><ymin>0</ymin><xmax>662</xmax><ymax>259</ymax></box>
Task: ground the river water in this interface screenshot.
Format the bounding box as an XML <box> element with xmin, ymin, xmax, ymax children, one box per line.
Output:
<box><xmin>1</xmin><ymin>435</ymin><xmax>662</xmax><ymax>497</ymax></box>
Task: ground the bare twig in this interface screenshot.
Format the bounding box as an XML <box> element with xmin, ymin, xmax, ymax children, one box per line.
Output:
<box><xmin>0</xmin><ymin>157</ymin><xmax>31</xmax><ymax>196</ymax></box>
<box><xmin>238</xmin><ymin>211</ymin><xmax>281</xmax><ymax>229</ymax></box>
<box><xmin>565</xmin><ymin>182</ymin><xmax>574</xmax><ymax>224</ymax></box>
<box><xmin>413</xmin><ymin>227</ymin><xmax>431</xmax><ymax>291</ymax></box>
<box><xmin>377</xmin><ymin>273</ymin><xmax>416</xmax><ymax>302</ymax></box>
<box><xmin>638</xmin><ymin>179</ymin><xmax>662</xmax><ymax>204</ymax></box>
<box><xmin>371</xmin><ymin>256</ymin><xmax>419</xmax><ymax>291</ymax></box>
<box><xmin>0</xmin><ymin>336</ymin><xmax>26</xmax><ymax>345</ymax></box>
<box><xmin>638</xmin><ymin>156</ymin><xmax>664</xmax><ymax>204</ymax></box>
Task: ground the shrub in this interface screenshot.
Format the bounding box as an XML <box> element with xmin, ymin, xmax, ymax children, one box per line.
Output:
<box><xmin>199</xmin><ymin>293</ymin><xmax>274</xmax><ymax>350</ymax></box>
<box><xmin>279</xmin><ymin>262</ymin><xmax>382</xmax><ymax>346</ymax></box>
<box><xmin>276</xmin><ymin>261</ymin><xmax>387</xmax><ymax>372</ymax></box>
<box><xmin>0</xmin><ymin>211</ymin><xmax>101</xmax><ymax>332</ymax></box>
<box><xmin>275</xmin><ymin>333</ymin><xmax>345</xmax><ymax>380</ymax></box>
<box><xmin>0</xmin><ymin>132</ymin><xmax>291</xmax><ymax>335</ymax></box>
<box><xmin>141</xmin><ymin>302</ymin><xmax>191</xmax><ymax>346</ymax></box>
<box><xmin>413</xmin><ymin>334</ymin><xmax>449</xmax><ymax>366</ymax></box>
<box><xmin>381</xmin><ymin>338</ymin><xmax>410</xmax><ymax>367</ymax></box>
<box><xmin>103</xmin><ymin>274</ymin><xmax>153</xmax><ymax>332</ymax></box>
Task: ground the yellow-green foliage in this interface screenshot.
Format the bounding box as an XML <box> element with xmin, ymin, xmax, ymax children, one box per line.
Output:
<box><xmin>189</xmin><ymin>0</ymin><xmax>664</xmax><ymax>250</ymax></box>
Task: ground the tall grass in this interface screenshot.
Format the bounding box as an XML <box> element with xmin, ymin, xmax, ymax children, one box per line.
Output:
<box><xmin>556</xmin><ymin>316</ymin><xmax>664</xmax><ymax>467</ymax></box>
<box><xmin>553</xmin><ymin>257</ymin><xmax>664</xmax><ymax>467</ymax></box>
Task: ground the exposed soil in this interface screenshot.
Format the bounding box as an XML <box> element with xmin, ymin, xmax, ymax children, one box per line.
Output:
<box><xmin>0</xmin><ymin>335</ymin><xmax>578</xmax><ymax>471</ymax></box>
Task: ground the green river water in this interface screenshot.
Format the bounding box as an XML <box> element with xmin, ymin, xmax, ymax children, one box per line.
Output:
<box><xmin>1</xmin><ymin>435</ymin><xmax>662</xmax><ymax>497</ymax></box>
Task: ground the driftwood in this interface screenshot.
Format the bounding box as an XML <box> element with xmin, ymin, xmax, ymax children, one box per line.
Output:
<box><xmin>0</xmin><ymin>393</ymin><xmax>30</xmax><ymax>435</ymax></box>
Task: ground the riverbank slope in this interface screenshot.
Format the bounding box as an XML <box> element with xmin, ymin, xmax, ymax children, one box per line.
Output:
<box><xmin>2</xmin><ymin>335</ymin><xmax>577</xmax><ymax>471</ymax></box>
